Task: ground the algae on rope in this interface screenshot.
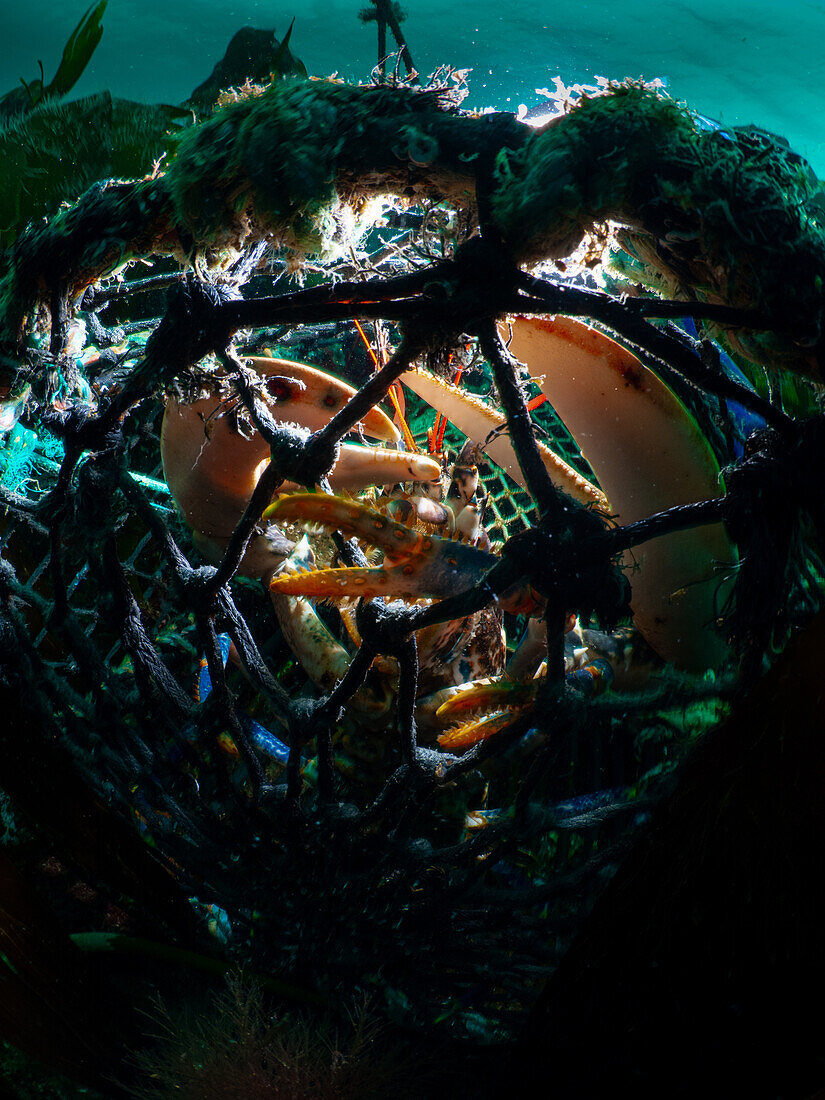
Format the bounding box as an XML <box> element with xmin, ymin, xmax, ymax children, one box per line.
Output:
<box><xmin>2</xmin><ymin>77</ymin><xmax>824</xmax><ymax>380</ymax></box>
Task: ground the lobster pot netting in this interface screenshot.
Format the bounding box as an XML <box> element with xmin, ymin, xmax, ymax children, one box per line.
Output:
<box><xmin>1</xmin><ymin>73</ymin><xmax>824</xmax><ymax>1043</ymax></box>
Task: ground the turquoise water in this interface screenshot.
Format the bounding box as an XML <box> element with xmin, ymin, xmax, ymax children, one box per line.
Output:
<box><xmin>3</xmin><ymin>0</ymin><xmax>825</xmax><ymax>172</ymax></box>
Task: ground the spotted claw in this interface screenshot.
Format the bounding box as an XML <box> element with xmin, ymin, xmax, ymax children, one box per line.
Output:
<box><xmin>437</xmin><ymin>712</ymin><xmax>516</xmax><ymax>751</ymax></box>
<box><xmin>435</xmin><ymin>678</ymin><xmax>538</xmax><ymax>723</ymax></box>
<box><xmin>265</xmin><ymin>493</ymin><xmax>499</xmax><ymax>602</ymax></box>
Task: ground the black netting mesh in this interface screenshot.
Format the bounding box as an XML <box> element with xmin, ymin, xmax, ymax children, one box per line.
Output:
<box><xmin>1</xmin><ymin>74</ymin><xmax>824</xmax><ymax>1081</ymax></box>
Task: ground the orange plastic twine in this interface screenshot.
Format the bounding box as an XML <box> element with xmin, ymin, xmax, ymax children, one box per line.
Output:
<box><xmin>353</xmin><ymin>319</ymin><xmax>417</xmax><ymax>452</ymax></box>
<box><xmin>428</xmin><ymin>358</ymin><xmax>466</xmax><ymax>454</ymax></box>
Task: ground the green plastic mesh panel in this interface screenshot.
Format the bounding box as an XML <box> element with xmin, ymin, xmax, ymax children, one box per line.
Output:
<box><xmin>403</xmin><ymin>370</ymin><xmax>599</xmax><ymax>543</ymax></box>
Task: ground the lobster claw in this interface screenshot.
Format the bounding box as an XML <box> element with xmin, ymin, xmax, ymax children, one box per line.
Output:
<box><xmin>161</xmin><ymin>356</ymin><xmax>440</xmax><ymax>578</ymax></box>
<box><xmin>265</xmin><ymin>493</ymin><xmax>499</xmax><ymax>602</ymax></box>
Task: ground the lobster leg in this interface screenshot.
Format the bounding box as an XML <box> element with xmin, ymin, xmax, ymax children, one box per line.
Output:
<box><xmin>400</xmin><ymin>365</ymin><xmax>608</xmax><ymax>510</ymax></box>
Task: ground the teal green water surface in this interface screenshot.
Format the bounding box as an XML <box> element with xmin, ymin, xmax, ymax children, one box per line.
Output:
<box><xmin>2</xmin><ymin>1</ymin><xmax>824</xmax><ymax>171</ymax></box>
